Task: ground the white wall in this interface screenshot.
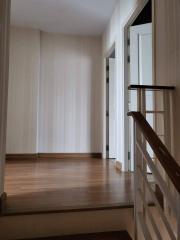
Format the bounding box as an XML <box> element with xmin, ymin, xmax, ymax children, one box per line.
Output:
<box><xmin>6</xmin><ymin>28</ymin><xmax>102</xmax><ymax>154</ymax></box>
<box><xmin>39</xmin><ymin>33</ymin><xmax>102</xmax><ymax>153</ymax></box>
<box><xmin>6</xmin><ymin>27</ymin><xmax>40</xmax><ymax>154</ymax></box>
<box><xmin>102</xmin><ymin>0</ymin><xmax>140</xmax><ymax>170</ymax></box>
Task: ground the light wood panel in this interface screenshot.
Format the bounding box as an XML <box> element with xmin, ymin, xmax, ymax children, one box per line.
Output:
<box><xmin>39</xmin><ymin>33</ymin><xmax>102</xmax><ymax>153</ymax></box>
<box><xmin>6</xmin><ymin>27</ymin><xmax>40</xmax><ymax>154</ymax></box>
<box><xmin>4</xmin><ymin>158</ymin><xmax>133</xmax><ymax>214</ymax></box>
<box><xmin>154</xmin><ymin>0</ymin><xmax>177</xmax><ymax>87</ymax></box>
<box><xmin>154</xmin><ymin>0</ymin><xmax>180</xmax><ymax>164</ymax></box>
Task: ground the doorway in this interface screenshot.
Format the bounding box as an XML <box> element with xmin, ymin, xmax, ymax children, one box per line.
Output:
<box><xmin>125</xmin><ymin>0</ymin><xmax>154</xmax><ymax>171</ymax></box>
<box><xmin>106</xmin><ymin>47</ymin><xmax>117</xmax><ymax>160</ymax></box>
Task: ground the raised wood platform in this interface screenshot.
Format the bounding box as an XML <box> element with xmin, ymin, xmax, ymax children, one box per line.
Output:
<box><xmin>4</xmin><ymin>158</ymin><xmax>133</xmax><ymax>215</ymax></box>
<box><xmin>20</xmin><ymin>231</ymin><xmax>132</xmax><ymax>240</ymax></box>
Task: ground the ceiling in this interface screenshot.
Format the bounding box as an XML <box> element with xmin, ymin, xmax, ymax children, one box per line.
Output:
<box><xmin>11</xmin><ymin>0</ymin><xmax>118</xmax><ymax>36</ymax></box>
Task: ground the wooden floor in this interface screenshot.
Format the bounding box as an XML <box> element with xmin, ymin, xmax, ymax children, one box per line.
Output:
<box><xmin>4</xmin><ymin>158</ymin><xmax>134</xmax><ymax>215</ymax></box>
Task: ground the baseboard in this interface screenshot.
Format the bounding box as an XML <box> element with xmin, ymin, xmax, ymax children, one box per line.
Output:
<box><xmin>0</xmin><ymin>192</ymin><xmax>7</xmax><ymax>212</ymax></box>
<box><xmin>38</xmin><ymin>153</ymin><xmax>102</xmax><ymax>159</ymax></box>
<box><xmin>6</xmin><ymin>153</ymin><xmax>102</xmax><ymax>160</ymax></box>
<box><xmin>6</xmin><ymin>154</ymin><xmax>38</xmax><ymax>161</ymax></box>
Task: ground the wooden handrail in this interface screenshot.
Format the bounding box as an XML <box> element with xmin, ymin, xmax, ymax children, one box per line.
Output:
<box><xmin>128</xmin><ymin>85</ymin><xmax>175</xmax><ymax>90</ymax></box>
<box><xmin>128</xmin><ymin>111</ymin><xmax>180</xmax><ymax>195</ymax></box>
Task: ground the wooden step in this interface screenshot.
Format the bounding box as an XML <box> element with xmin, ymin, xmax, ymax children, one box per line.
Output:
<box><xmin>20</xmin><ymin>231</ymin><xmax>132</xmax><ymax>240</ymax></box>
<box><xmin>0</xmin><ymin>208</ymin><xmax>134</xmax><ymax>239</ymax></box>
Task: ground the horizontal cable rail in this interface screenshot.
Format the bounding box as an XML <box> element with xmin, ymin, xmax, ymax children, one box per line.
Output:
<box><xmin>128</xmin><ymin>84</ymin><xmax>175</xmax><ymax>90</ymax></box>
<box><xmin>128</xmin><ymin>111</ymin><xmax>180</xmax><ymax>195</ymax></box>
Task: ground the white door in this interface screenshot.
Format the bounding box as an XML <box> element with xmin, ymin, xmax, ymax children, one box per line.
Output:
<box><xmin>109</xmin><ymin>58</ymin><xmax>116</xmax><ymax>159</ymax></box>
<box><xmin>129</xmin><ymin>23</ymin><xmax>153</xmax><ymax>171</ymax></box>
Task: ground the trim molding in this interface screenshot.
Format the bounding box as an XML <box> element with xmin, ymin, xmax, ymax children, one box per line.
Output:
<box><xmin>6</xmin><ymin>153</ymin><xmax>102</xmax><ymax>160</ymax></box>
<box><xmin>6</xmin><ymin>154</ymin><xmax>38</xmax><ymax>161</ymax></box>
<box><xmin>123</xmin><ymin>0</ymin><xmax>152</xmax><ymax>171</ymax></box>
<box><xmin>38</xmin><ymin>153</ymin><xmax>102</xmax><ymax>159</ymax></box>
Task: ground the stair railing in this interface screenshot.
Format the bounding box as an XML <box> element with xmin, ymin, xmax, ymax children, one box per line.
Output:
<box><xmin>128</xmin><ymin>85</ymin><xmax>175</xmax><ymax>165</ymax></box>
<box><xmin>128</xmin><ymin>85</ymin><xmax>175</xmax><ymax>151</ymax></box>
<box><xmin>128</xmin><ymin>111</ymin><xmax>180</xmax><ymax>240</ymax></box>
<box><xmin>128</xmin><ymin>85</ymin><xmax>175</xmax><ymax>219</ymax></box>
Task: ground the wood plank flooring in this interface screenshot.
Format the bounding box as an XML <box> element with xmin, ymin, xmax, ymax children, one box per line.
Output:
<box><xmin>4</xmin><ymin>158</ymin><xmax>134</xmax><ymax>214</ymax></box>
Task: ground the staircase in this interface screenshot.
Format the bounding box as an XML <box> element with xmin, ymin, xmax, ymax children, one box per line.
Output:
<box><xmin>21</xmin><ymin>231</ymin><xmax>132</xmax><ymax>240</ymax></box>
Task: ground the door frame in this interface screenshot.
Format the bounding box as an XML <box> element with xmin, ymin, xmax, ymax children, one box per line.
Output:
<box><xmin>0</xmin><ymin>0</ymin><xmax>11</xmax><ymax>197</ymax></box>
<box><xmin>108</xmin><ymin>57</ymin><xmax>116</xmax><ymax>159</ymax></box>
<box><xmin>103</xmin><ymin>43</ymin><xmax>117</xmax><ymax>160</ymax></box>
<box><xmin>123</xmin><ymin>0</ymin><xmax>155</xmax><ymax>171</ymax></box>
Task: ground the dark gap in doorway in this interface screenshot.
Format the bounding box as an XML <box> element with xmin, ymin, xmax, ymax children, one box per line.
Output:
<box><xmin>132</xmin><ymin>0</ymin><xmax>152</xmax><ymax>26</ymax></box>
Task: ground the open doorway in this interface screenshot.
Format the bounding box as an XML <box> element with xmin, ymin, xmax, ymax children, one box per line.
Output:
<box><xmin>124</xmin><ymin>0</ymin><xmax>154</xmax><ymax>171</ymax></box>
<box><xmin>105</xmin><ymin>47</ymin><xmax>117</xmax><ymax>160</ymax></box>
